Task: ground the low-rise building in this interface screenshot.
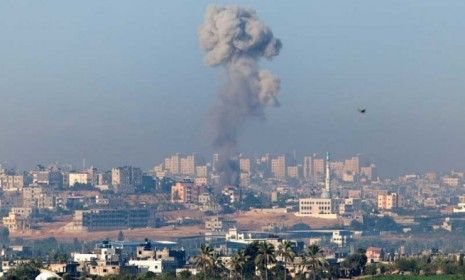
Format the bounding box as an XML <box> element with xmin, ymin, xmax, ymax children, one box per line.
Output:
<box><xmin>366</xmin><ymin>247</ymin><xmax>384</xmax><ymax>263</ymax></box>
<box><xmin>128</xmin><ymin>259</ymin><xmax>177</xmax><ymax>274</ymax></box>
<box><xmin>297</xmin><ymin>198</ymin><xmax>338</xmax><ymax>219</ymax></box>
<box><xmin>331</xmin><ymin>230</ymin><xmax>351</xmax><ymax>247</ymax></box>
<box><xmin>0</xmin><ymin>174</ymin><xmax>25</xmax><ymax>191</ymax></box>
<box><xmin>171</xmin><ymin>181</ymin><xmax>201</xmax><ymax>204</ymax></box>
<box><xmin>70</xmin><ymin>208</ymin><xmax>152</xmax><ymax>231</ymax></box>
<box><xmin>442</xmin><ymin>176</ymin><xmax>461</xmax><ymax>187</ymax></box>
<box><xmin>2</xmin><ymin>211</ymin><xmax>31</xmax><ymax>232</ymax></box>
<box><xmin>204</xmin><ymin>216</ymin><xmax>235</xmax><ymax>232</ymax></box>
<box><xmin>22</xmin><ymin>187</ymin><xmax>55</xmax><ymax>210</ymax></box>
<box><xmin>378</xmin><ymin>193</ymin><xmax>399</xmax><ymax>210</ymax></box>
<box><xmin>88</xmin><ymin>261</ymin><xmax>121</xmax><ymax>277</ymax></box>
<box><xmin>68</xmin><ymin>172</ymin><xmax>92</xmax><ymax>186</ymax></box>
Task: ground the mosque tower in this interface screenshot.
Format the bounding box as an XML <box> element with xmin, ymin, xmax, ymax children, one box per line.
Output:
<box><xmin>321</xmin><ymin>152</ymin><xmax>331</xmax><ymax>199</ymax></box>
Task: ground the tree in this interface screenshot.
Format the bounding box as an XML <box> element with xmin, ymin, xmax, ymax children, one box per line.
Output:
<box><xmin>341</xmin><ymin>250</ymin><xmax>367</xmax><ymax>277</ymax></box>
<box><xmin>229</xmin><ymin>250</ymin><xmax>250</xmax><ymax>280</ymax></box>
<box><xmin>305</xmin><ymin>244</ymin><xmax>328</xmax><ymax>280</ymax></box>
<box><xmin>5</xmin><ymin>263</ymin><xmax>41</xmax><ymax>280</ymax></box>
<box><xmin>365</xmin><ymin>263</ymin><xmax>377</xmax><ymax>275</ymax></box>
<box><xmin>213</xmin><ymin>254</ymin><xmax>227</xmax><ymax>278</ymax></box>
<box><xmin>176</xmin><ymin>270</ymin><xmax>192</xmax><ymax>280</ymax></box>
<box><xmin>117</xmin><ymin>231</ymin><xmax>125</xmax><ymax>241</ymax></box>
<box><xmin>243</xmin><ymin>241</ymin><xmax>261</xmax><ymax>278</ymax></box>
<box><xmin>255</xmin><ymin>241</ymin><xmax>276</xmax><ymax>280</ymax></box>
<box><xmin>395</xmin><ymin>258</ymin><xmax>418</xmax><ymax>274</ymax></box>
<box><xmin>290</xmin><ymin>223</ymin><xmax>311</xmax><ymax>231</ymax></box>
<box><xmin>194</xmin><ymin>244</ymin><xmax>216</xmax><ymax>280</ymax></box>
<box><xmin>276</xmin><ymin>241</ymin><xmax>295</xmax><ymax>280</ymax></box>
<box><xmin>0</xmin><ymin>226</ymin><xmax>10</xmax><ymax>246</ymax></box>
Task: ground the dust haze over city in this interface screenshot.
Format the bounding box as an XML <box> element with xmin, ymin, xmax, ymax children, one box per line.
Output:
<box><xmin>1</xmin><ymin>1</ymin><xmax>465</xmax><ymax>177</ymax></box>
<box><xmin>2</xmin><ymin>1</ymin><xmax>465</xmax><ymax>280</ymax></box>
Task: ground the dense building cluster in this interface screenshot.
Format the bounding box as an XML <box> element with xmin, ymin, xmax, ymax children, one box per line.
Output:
<box><xmin>0</xmin><ymin>152</ymin><xmax>465</xmax><ymax>278</ymax></box>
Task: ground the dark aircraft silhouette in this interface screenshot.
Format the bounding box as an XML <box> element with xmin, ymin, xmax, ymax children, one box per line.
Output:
<box><xmin>357</xmin><ymin>108</ymin><xmax>366</xmax><ymax>114</ymax></box>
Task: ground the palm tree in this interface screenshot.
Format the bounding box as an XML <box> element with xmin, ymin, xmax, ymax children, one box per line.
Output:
<box><xmin>277</xmin><ymin>241</ymin><xmax>296</xmax><ymax>280</ymax></box>
<box><xmin>215</xmin><ymin>254</ymin><xmax>230</xmax><ymax>279</ymax></box>
<box><xmin>194</xmin><ymin>244</ymin><xmax>216</xmax><ymax>280</ymax></box>
<box><xmin>229</xmin><ymin>250</ymin><xmax>250</xmax><ymax>280</ymax></box>
<box><xmin>305</xmin><ymin>244</ymin><xmax>328</xmax><ymax>280</ymax></box>
<box><xmin>255</xmin><ymin>241</ymin><xmax>276</xmax><ymax>280</ymax></box>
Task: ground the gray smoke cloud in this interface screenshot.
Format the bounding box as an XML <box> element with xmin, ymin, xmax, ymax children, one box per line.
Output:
<box><xmin>199</xmin><ymin>5</ymin><xmax>282</xmax><ymax>186</ymax></box>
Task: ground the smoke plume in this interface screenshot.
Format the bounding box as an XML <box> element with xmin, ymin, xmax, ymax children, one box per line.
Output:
<box><xmin>199</xmin><ymin>5</ymin><xmax>282</xmax><ymax>186</ymax></box>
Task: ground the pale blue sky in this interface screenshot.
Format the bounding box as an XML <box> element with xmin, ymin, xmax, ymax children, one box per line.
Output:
<box><xmin>1</xmin><ymin>1</ymin><xmax>465</xmax><ymax>176</ymax></box>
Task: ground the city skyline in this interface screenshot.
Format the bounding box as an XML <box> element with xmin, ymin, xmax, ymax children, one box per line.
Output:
<box><xmin>2</xmin><ymin>1</ymin><xmax>465</xmax><ymax>176</ymax></box>
<box><xmin>0</xmin><ymin>149</ymin><xmax>464</xmax><ymax>179</ymax></box>
<box><xmin>2</xmin><ymin>3</ymin><xmax>465</xmax><ymax>277</ymax></box>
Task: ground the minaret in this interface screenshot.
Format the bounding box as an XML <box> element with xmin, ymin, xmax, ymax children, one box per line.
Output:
<box><xmin>322</xmin><ymin>152</ymin><xmax>331</xmax><ymax>198</ymax></box>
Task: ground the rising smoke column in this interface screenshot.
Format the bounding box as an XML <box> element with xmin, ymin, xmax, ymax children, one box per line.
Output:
<box><xmin>199</xmin><ymin>5</ymin><xmax>282</xmax><ymax>186</ymax></box>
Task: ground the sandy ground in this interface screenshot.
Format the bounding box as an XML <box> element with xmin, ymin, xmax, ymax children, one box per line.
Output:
<box><xmin>227</xmin><ymin>210</ymin><xmax>340</xmax><ymax>231</ymax></box>
<box><xmin>9</xmin><ymin>210</ymin><xmax>340</xmax><ymax>242</ymax></box>
<box><xmin>10</xmin><ymin>223</ymin><xmax>205</xmax><ymax>242</ymax></box>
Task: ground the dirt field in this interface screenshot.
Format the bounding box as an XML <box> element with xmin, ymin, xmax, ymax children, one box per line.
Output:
<box><xmin>227</xmin><ymin>209</ymin><xmax>340</xmax><ymax>231</ymax></box>
<box><xmin>9</xmin><ymin>209</ymin><xmax>340</xmax><ymax>242</ymax></box>
<box><xmin>10</xmin><ymin>223</ymin><xmax>205</xmax><ymax>242</ymax></box>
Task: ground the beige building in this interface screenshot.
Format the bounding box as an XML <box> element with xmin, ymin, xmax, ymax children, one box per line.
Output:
<box><xmin>196</xmin><ymin>165</ymin><xmax>208</xmax><ymax>178</ymax></box>
<box><xmin>31</xmin><ymin>170</ymin><xmax>50</xmax><ymax>185</ymax></box>
<box><xmin>344</xmin><ymin>156</ymin><xmax>360</xmax><ymax>175</ymax></box>
<box><xmin>205</xmin><ymin>216</ymin><xmax>225</xmax><ymax>231</ymax></box>
<box><xmin>69</xmin><ymin>172</ymin><xmax>91</xmax><ymax>186</ymax></box>
<box><xmin>239</xmin><ymin>158</ymin><xmax>251</xmax><ymax>175</ymax></box>
<box><xmin>442</xmin><ymin>176</ymin><xmax>461</xmax><ymax>187</ymax></box>
<box><xmin>366</xmin><ymin>247</ymin><xmax>384</xmax><ymax>263</ymax></box>
<box><xmin>180</xmin><ymin>154</ymin><xmax>196</xmax><ymax>176</ymax></box>
<box><xmin>425</xmin><ymin>171</ymin><xmax>437</xmax><ymax>183</ymax></box>
<box><xmin>171</xmin><ymin>181</ymin><xmax>201</xmax><ymax>204</ymax></box>
<box><xmin>361</xmin><ymin>164</ymin><xmax>377</xmax><ymax>181</ymax></box>
<box><xmin>111</xmin><ymin>166</ymin><xmax>142</xmax><ymax>193</ymax></box>
<box><xmin>194</xmin><ymin>177</ymin><xmax>208</xmax><ymax>186</ymax></box>
<box><xmin>239</xmin><ymin>157</ymin><xmax>251</xmax><ymax>185</ymax></box>
<box><xmin>3</xmin><ymin>210</ymin><xmax>31</xmax><ymax>232</ymax></box>
<box><xmin>0</xmin><ymin>175</ymin><xmax>25</xmax><ymax>191</ymax></box>
<box><xmin>287</xmin><ymin>166</ymin><xmax>299</xmax><ymax>178</ymax></box>
<box><xmin>10</xmin><ymin>207</ymin><xmax>33</xmax><ymax>217</ymax></box>
<box><xmin>153</xmin><ymin>164</ymin><xmax>166</xmax><ymax>178</ymax></box>
<box><xmin>297</xmin><ymin>198</ymin><xmax>338</xmax><ymax>219</ymax></box>
<box><xmin>377</xmin><ymin>193</ymin><xmax>399</xmax><ymax>210</ymax></box>
<box><xmin>165</xmin><ymin>154</ymin><xmax>181</xmax><ymax>175</ymax></box>
<box><xmin>330</xmin><ymin>161</ymin><xmax>345</xmax><ymax>180</ymax></box>
<box><xmin>271</xmin><ymin>155</ymin><xmax>286</xmax><ymax>179</ymax></box>
<box><xmin>342</xmin><ymin>172</ymin><xmax>355</xmax><ymax>183</ymax></box>
<box><xmin>312</xmin><ymin>157</ymin><xmax>325</xmax><ymax>179</ymax></box>
<box><xmin>88</xmin><ymin>261</ymin><xmax>120</xmax><ymax>277</ymax></box>
<box><xmin>22</xmin><ymin>187</ymin><xmax>55</xmax><ymax>209</ymax></box>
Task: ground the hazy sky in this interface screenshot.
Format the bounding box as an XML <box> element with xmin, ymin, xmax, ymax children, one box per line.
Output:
<box><xmin>1</xmin><ymin>1</ymin><xmax>465</xmax><ymax>176</ymax></box>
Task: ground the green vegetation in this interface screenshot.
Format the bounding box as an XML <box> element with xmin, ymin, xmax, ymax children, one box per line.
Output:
<box><xmin>3</xmin><ymin>261</ymin><xmax>41</xmax><ymax>280</ymax></box>
<box><xmin>184</xmin><ymin>243</ymin><xmax>465</xmax><ymax>280</ymax></box>
<box><xmin>5</xmin><ymin>241</ymin><xmax>465</xmax><ymax>280</ymax></box>
<box><xmin>366</xmin><ymin>276</ymin><xmax>465</xmax><ymax>280</ymax></box>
